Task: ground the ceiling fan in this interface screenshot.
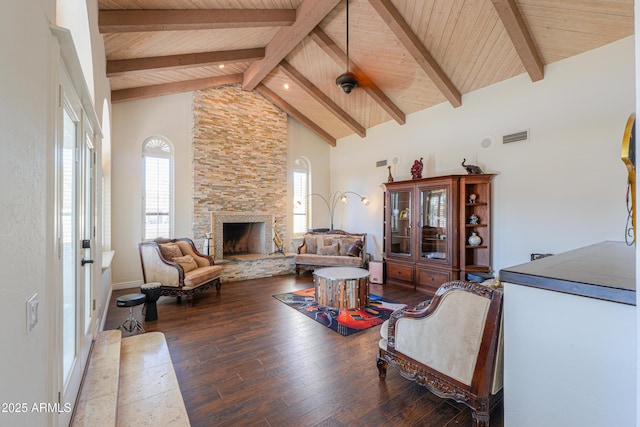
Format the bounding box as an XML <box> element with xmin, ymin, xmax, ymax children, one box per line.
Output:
<box><xmin>336</xmin><ymin>0</ymin><xmax>358</xmax><ymax>94</ymax></box>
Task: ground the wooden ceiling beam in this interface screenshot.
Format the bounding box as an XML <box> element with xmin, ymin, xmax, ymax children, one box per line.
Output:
<box><xmin>107</xmin><ymin>48</ymin><xmax>265</xmax><ymax>77</ymax></box>
<box><xmin>490</xmin><ymin>0</ymin><xmax>544</xmax><ymax>82</ymax></box>
<box><xmin>368</xmin><ymin>0</ymin><xmax>461</xmax><ymax>108</ymax></box>
<box><xmin>99</xmin><ymin>9</ymin><xmax>296</xmax><ymax>33</ymax></box>
<box><xmin>111</xmin><ymin>74</ymin><xmax>243</xmax><ymax>103</ymax></box>
<box><xmin>243</xmin><ymin>0</ymin><xmax>341</xmax><ymax>91</ymax></box>
<box><xmin>280</xmin><ymin>61</ymin><xmax>366</xmax><ymax>138</ymax></box>
<box><xmin>256</xmin><ymin>84</ymin><xmax>336</xmax><ymax>147</ymax></box>
<box><xmin>309</xmin><ymin>27</ymin><xmax>405</xmax><ymax>125</ymax></box>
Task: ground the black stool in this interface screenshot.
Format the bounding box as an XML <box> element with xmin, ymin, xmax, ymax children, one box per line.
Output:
<box><xmin>116</xmin><ymin>293</ymin><xmax>146</xmax><ymax>333</ymax></box>
<box><xmin>140</xmin><ymin>282</ymin><xmax>162</xmax><ymax>321</ymax></box>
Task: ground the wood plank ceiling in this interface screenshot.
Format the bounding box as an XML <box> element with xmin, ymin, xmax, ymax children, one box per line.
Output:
<box><xmin>100</xmin><ymin>0</ymin><xmax>634</xmax><ymax>146</ymax></box>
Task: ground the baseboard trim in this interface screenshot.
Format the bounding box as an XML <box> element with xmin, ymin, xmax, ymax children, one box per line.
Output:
<box><xmin>112</xmin><ymin>280</ymin><xmax>144</xmax><ymax>291</ymax></box>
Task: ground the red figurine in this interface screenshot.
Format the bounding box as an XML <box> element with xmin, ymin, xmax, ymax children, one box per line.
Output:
<box><xmin>411</xmin><ymin>157</ymin><xmax>423</xmax><ymax>179</ymax></box>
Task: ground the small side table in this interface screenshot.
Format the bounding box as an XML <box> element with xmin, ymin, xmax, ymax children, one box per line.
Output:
<box><xmin>313</xmin><ymin>267</ymin><xmax>370</xmax><ymax>309</ymax></box>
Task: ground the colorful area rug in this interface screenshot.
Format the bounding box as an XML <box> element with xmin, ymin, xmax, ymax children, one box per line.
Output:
<box><xmin>273</xmin><ymin>288</ymin><xmax>406</xmax><ymax>336</ymax></box>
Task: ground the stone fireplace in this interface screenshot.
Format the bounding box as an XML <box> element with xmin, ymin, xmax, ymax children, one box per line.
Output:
<box><xmin>193</xmin><ymin>86</ymin><xmax>293</xmax><ymax>281</ymax></box>
<box><xmin>211</xmin><ymin>212</ymin><xmax>273</xmax><ymax>260</ymax></box>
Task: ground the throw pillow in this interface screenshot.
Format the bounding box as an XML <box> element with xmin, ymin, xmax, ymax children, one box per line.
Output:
<box><xmin>172</xmin><ymin>255</ymin><xmax>198</xmax><ymax>273</ymax></box>
<box><xmin>339</xmin><ymin>238</ymin><xmax>358</xmax><ymax>256</ymax></box>
<box><xmin>317</xmin><ymin>242</ymin><xmax>339</xmax><ymax>256</ymax></box>
<box><xmin>304</xmin><ymin>235</ymin><xmax>318</xmax><ymax>254</ymax></box>
<box><xmin>346</xmin><ymin>240</ymin><xmax>363</xmax><ymax>257</ymax></box>
<box><xmin>159</xmin><ymin>243</ymin><xmax>182</xmax><ymax>261</ymax></box>
<box><xmin>318</xmin><ymin>236</ymin><xmax>339</xmax><ymax>248</ymax></box>
<box><xmin>175</xmin><ymin>240</ymin><xmax>194</xmax><ymax>257</ymax></box>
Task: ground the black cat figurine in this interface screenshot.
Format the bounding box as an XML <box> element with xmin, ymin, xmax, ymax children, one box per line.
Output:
<box><xmin>461</xmin><ymin>159</ymin><xmax>484</xmax><ymax>174</ymax></box>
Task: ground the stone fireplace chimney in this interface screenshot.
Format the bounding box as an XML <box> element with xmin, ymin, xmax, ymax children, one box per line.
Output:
<box><xmin>192</xmin><ymin>85</ymin><xmax>290</xmax><ymax>281</ymax></box>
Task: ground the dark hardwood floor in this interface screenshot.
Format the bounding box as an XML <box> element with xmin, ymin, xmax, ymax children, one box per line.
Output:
<box><xmin>105</xmin><ymin>274</ymin><xmax>503</xmax><ymax>426</ymax></box>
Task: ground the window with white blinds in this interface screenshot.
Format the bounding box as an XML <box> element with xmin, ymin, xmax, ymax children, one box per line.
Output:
<box><xmin>142</xmin><ymin>137</ymin><xmax>173</xmax><ymax>240</ymax></box>
<box><xmin>293</xmin><ymin>158</ymin><xmax>310</xmax><ymax>236</ymax></box>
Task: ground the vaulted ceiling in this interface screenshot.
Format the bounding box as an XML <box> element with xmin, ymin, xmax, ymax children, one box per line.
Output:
<box><xmin>99</xmin><ymin>0</ymin><xmax>634</xmax><ymax>146</ymax></box>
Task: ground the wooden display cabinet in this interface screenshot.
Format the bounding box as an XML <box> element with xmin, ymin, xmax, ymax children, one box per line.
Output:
<box><xmin>384</xmin><ymin>174</ymin><xmax>494</xmax><ymax>294</ymax></box>
<box><xmin>460</xmin><ymin>175</ymin><xmax>495</xmax><ymax>279</ymax></box>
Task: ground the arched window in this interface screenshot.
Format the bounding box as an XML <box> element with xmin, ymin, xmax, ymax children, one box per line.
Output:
<box><xmin>293</xmin><ymin>157</ymin><xmax>310</xmax><ymax>236</ymax></box>
<box><xmin>142</xmin><ymin>136</ymin><xmax>173</xmax><ymax>239</ymax></box>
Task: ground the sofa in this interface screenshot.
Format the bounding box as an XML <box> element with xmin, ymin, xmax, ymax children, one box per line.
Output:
<box><xmin>139</xmin><ymin>237</ymin><xmax>222</xmax><ymax>307</ymax></box>
<box><xmin>295</xmin><ymin>230</ymin><xmax>367</xmax><ymax>275</ymax></box>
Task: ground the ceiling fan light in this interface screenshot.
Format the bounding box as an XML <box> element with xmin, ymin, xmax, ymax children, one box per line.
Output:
<box><xmin>336</xmin><ymin>72</ymin><xmax>358</xmax><ymax>94</ymax></box>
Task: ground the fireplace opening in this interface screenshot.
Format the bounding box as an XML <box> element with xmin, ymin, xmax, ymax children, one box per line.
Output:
<box><xmin>222</xmin><ymin>222</ymin><xmax>265</xmax><ymax>256</ymax></box>
<box><xmin>212</xmin><ymin>212</ymin><xmax>273</xmax><ymax>260</ymax></box>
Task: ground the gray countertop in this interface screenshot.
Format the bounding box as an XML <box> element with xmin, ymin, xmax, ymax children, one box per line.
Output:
<box><xmin>499</xmin><ymin>241</ymin><xmax>636</xmax><ymax>305</ymax></box>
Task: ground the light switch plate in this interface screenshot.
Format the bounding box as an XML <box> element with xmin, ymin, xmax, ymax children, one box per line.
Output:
<box><xmin>27</xmin><ymin>293</ymin><xmax>38</xmax><ymax>334</ymax></box>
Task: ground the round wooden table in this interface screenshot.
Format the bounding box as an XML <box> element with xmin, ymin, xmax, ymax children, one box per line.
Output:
<box><xmin>313</xmin><ymin>267</ymin><xmax>370</xmax><ymax>309</ymax></box>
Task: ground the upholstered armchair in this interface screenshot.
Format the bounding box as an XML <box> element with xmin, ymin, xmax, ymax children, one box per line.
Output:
<box><xmin>139</xmin><ymin>237</ymin><xmax>222</xmax><ymax>307</ymax></box>
<box><xmin>377</xmin><ymin>281</ymin><xmax>503</xmax><ymax>427</ymax></box>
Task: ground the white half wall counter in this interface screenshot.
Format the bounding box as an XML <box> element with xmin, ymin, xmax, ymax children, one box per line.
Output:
<box><xmin>500</xmin><ymin>241</ymin><xmax>636</xmax><ymax>427</ymax></box>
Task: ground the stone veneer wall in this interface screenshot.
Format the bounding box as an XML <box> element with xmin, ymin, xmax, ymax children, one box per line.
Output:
<box><xmin>192</xmin><ymin>85</ymin><xmax>293</xmax><ymax>281</ymax></box>
<box><xmin>220</xmin><ymin>255</ymin><xmax>295</xmax><ymax>283</ymax></box>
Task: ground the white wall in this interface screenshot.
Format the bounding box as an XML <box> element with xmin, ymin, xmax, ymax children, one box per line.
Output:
<box><xmin>331</xmin><ymin>36</ymin><xmax>636</xmax><ymax>272</ymax></box>
<box><xmin>287</xmin><ymin>116</ymin><xmax>332</xmax><ymax>244</ymax></box>
<box><xmin>0</xmin><ymin>2</ymin><xmax>56</xmax><ymax>423</ymax></box>
<box><xmin>1</xmin><ymin>0</ymin><xmax>112</xmax><ymax>424</ymax></box>
<box><xmin>111</xmin><ymin>92</ymin><xmax>194</xmax><ymax>286</ymax></box>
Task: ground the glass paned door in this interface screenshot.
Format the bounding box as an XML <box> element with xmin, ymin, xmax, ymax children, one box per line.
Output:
<box><xmin>82</xmin><ymin>134</ymin><xmax>94</xmax><ymax>332</ymax></box>
<box><xmin>61</xmin><ymin>108</ymin><xmax>77</xmax><ymax>380</ymax></box>
<box><xmin>58</xmin><ymin>70</ymin><xmax>95</xmax><ymax>426</ymax></box>
<box><xmin>389</xmin><ymin>189</ymin><xmax>412</xmax><ymax>256</ymax></box>
<box><xmin>420</xmin><ymin>187</ymin><xmax>448</xmax><ymax>260</ymax></box>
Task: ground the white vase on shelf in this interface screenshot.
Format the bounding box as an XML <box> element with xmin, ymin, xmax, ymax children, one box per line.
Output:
<box><xmin>468</xmin><ymin>232</ymin><xmax>482</xmax><ymax>246</ymax></box>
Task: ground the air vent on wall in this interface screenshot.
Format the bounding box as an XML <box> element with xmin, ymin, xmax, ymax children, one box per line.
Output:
<box><xmin>503</xmin><ymin>130</ymin><xmax>529</xmax><ymax>144</ymax></box>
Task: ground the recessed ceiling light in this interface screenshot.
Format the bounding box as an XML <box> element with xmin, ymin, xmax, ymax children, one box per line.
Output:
<box><xmin>218</xmin><ymin>64</ymin><xmax>225</xmax><ymax>69</ymax></box>
<box><xmin>283</xmin><ymin>83</ymin><xmax>290</xmax><ymax>89</ymax></box>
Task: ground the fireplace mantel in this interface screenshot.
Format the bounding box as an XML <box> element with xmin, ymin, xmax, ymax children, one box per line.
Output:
<box><xmin>211</xmin><ymin>212</ymin><xmax>273</xmax><ymax>260</ymax></box>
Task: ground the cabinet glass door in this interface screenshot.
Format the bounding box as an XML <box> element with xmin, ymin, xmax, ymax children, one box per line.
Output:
<box><xmin>389</xmin><ymin>190</ymin><xmax>412</xmax><ymax>256</ymax></box>
<box><xmin>420</xmin><ymin>187</ymin><xmax>448</xmax><ymax>261</ymax></box>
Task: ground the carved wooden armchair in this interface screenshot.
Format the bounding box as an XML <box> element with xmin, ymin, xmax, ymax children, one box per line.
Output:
<box><xmin>139</xmin><ymin>237</ymin><xmax>222</xmax><ymax>307</ymax></box>
<box><xmin>377</xmin><ymin>281</ymin><xmax>503</xmax><ymax>427</ymax></box>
